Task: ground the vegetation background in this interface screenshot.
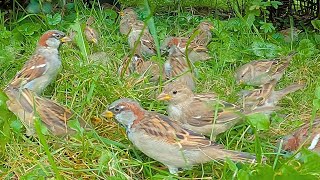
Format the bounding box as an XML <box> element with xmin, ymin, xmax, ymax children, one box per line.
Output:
<box><xmin>0</xmin><ymin>0</ymin><xmax>320</xmax><ymax>179</ymax></box>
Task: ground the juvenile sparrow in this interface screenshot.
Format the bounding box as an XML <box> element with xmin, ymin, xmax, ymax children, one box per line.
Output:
<box><xmin>157</xmin><ymin>81</ymin><xmax>277</xmax><ymax>137</ymax></box>
<box><xmin>119</xmin><ymin>8</ymin><xmax>138</xmax><ymax>35</ymax></box>
<box><xmin>164</xmin><ymin>45</ymin><xmax>196</xmax><ymax>90</ymax></box>
<box><xmin>118</xmin><ymin>53</ymin><xmax>161</xmax><ymax>82</ymax></box>
<box><xmin>280</xmin><ymin>119</ymin><xmax>320</xmax><ymax>153</ymax></box>
<box><xmin>84</xmin><ymin>16</ymin><xmax>99</xmax><ymax>44</ymax></box>
<box><xmin>189</xmin><ymin>21</ymin><xmax>214</xmax><ymax>47</ymax></box>
<box><xmin>5</xmin><ymin>87</ymin><xmax>87</xmax><ymax>136</ymax></box>
<box><xmin>102</xmin><ymin>98</ymin><xmax>257</xmax><ymax>174</ymax></box>
<box><xmin>235</xmin><ymin>52</ymin><xmax>297</xmax><ymax>86</ymax></box>
<box><xmin>128</xmin><ymin>21</ymin><xmax>156</xmax><ymax>56</ymax></box>
<box><xmin>240</xmin><ymin>79</ymin><xmax>305</xmax><ymax>111</ymax></box>
<box><xmin>5</xmin><ymin>30</ymin><xmax>71</xmax><ymax>95</ymax></box>
<box><xmin>161</xmin><ymin>36</ymin><xmax>211</xmax><ymax>62</ymax></box>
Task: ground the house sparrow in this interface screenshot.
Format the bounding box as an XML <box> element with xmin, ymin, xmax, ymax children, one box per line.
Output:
<box><xmin>5</xmin><ymin>30</ymin><xmax>71</xmax><ymax>95</ymax></box>
<box><xmin>119</xmin><ymin>8</ymin><xmax>138</xmax><ymax>35</ymax></box>
<box><xmin>279</xmin><ymin>27</ymin><xmax>301</xmax><ymax>42</ymax></box>
<box><xmin>235</xmin><ymin>51</ymin><xmax>297</xmax><ymax>86</ymax></box>
<box><xmin>128</xmin><ymin>21</ymin><xmax>156</xmax><ymax>56</ymax></box>
<box><xmin>102</xmin><ymin>98</ymin><xmax>257</xmax><ymax>174</ymax></box>
<box><xmin>84</xmin><ymin>16</ymin><xmax>99</xmax><ymax>44</ymax></box>
<box><xmin>4</xmin><ymin>87</ymin><xmax>87</xmax><ymax>136</ymax></box>
<box><xmin>164</xmin><ymin>45</ymin><xmax>196</xmax><ymax>90</ymax></box>
<box><xmin>118</xmin><ymin>53</ymin><xmax>161</xmax><ymax>82</ymax></box>
<box><xmin>161</xmin><ymin>37</ymin><xmax>211</xmax><ymax>62</ymax></box>
<box><xmin>280</xmin><ymin>119</ymin><xmax>320</xmax><ymax>153</ymax></box>
<box><xmin>240</xmin><ymin>79</ymin><xmax>305</xmax><ymax>112</ymax></box>
<box><xmin>189</xmin><ymin>21</ymin><xmax>214</xmax><ymax>47</ymax></box>
<box><xmin>157</xmin><ymin>81</ymin><xmax>277</xmax><ymax>137</ymax></box>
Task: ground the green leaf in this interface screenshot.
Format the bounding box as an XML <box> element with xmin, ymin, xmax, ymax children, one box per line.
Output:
<box><xmin>315</xmin><ymin>86</ymin><xmax>320</xmax><ymax>99</ymax></box>
<box><xmin>42</xmin><ymin>2</ymin><xmax>52</xmax><ymax>14</ymax></box>
<box><xmin>238</xmin><ymin>169</ymin><xmax>249</xmax><ymax>180</ymax></box>
<box><xmin>259</xmin><ymin>22</ymin><xmax>275</xmax><ymax>33</ymax></box>
<box><xmin>226</xmin><ymin>158</ymin><xmax>238</xmax><ymax>172</ymax></box>
<box><xmin>270</xmin><ymin>1</ymin><xmax>283</xmax><ymax>9</ymax></box>
<box><xmin>311</xmin><ymin>20</ymin><xmax>320</xmax><ymax>31</ymax></box>
<box><xmin>247</xmin><ymin>113</ymin><xmax>270</xmax><ymax>131</ymax></box>
<box><xmin>17</xmin><ymin>23</ymin><xmax>41</xmax><ymax>36</ymax></box>
<box><xmin>246</xmin><ymin>13</ymin><xmax>256</xmax><ymax>28</ymax></box>
<box><xmin>252</xmin><ymin>41</ymin><xmax>278</xmax><ymax>58</ymax></box>
<box><xmin>46</xmin><ymin>13</ymin><xmax>62</xmax><ymax>26</ymax></box>
<box><xmin>26</xmin><ymin>1</ymin><xmax>40</xmax><ymax>14</ymax></box>
<box><xmin>10</xmin><ymin>119</ymin><xmax>23</xmax><ymax>133</ymax></box>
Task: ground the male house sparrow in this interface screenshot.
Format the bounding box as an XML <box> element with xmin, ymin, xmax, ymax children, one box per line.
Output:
<box><xmin>119</xmin><ymin>8</ymin><xmax>138</xmax><ymax>35</ymax></box>
<box><xmin>164</xmin><ymin>45</ymin><xmax>196</xmax><ymax>90</ymax></box>
<box><xmin>235</xmin><ymin>52</ymin><xmax>297</xmax><ymax>86</ymax></box>
<box><xmin>5</xmin><ymin>30</ymin><xmax>71</xmax><ymax>95</ymax></box>
<box><xmin>161</xmin><ymin>37</ymin><xmax>211</xmax><ymax>62</ymax></box>
<box><xmin>118</xmin><ymin>53</ymin><xmax>162</xmax><ymax>82</ymax></box>
<box><xmin>157</xmin><ymin>81</ymin><xmax>277</xmax><ymax>137</ymax></box>
<box><xmin>240</xmin><ymin>79</ymin><xmax>305</xmax><ymax>112</ymax></box>
<box><xmin>128</xmin><ymin>21</ymin><xmax>156</xmax><ymax>56</ymax></box>
<box><xmin>84</xmin><ymin>16</ymin><xmax>99</xmax><ymax>44</ymax></box>
<box><xmin>102</xmin><ymin>98</ymin><xmax>257</xmax><ymax>174</ymax></box>
<box><xmin>5</xmin><ymin>87</ymin><xmax>86</xmax><ymax>136</ymax></box>
<box><xmin>280</xmin><ymin>119</ymin><xmax>320</xmax><ymax>153</ymax></box>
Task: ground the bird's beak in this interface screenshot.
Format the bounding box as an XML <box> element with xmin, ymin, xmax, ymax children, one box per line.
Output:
<box><xmin>60</xmin><ymin>36</ymin><xmax>72</xmax><ymax>43</ymax></box>
<box><xmin>157</xmin><ymin>93</ymin><xmax>171</xmax><ymax>101</ymax></box>
<box><xmin>119</xmin><ymin>11</ymin><xmax>124</xmax><ymax>16</ymax></box>
<box><xmin>209</xmin><ymin>25</ymin><xmax>214</xmax><ymax>30</ymax></box>
<box><xmin>102</xmin><ymin>110</ymin><xmax>114</xmax><ymax>118</ymax></box>
<box><xmin>91</xmin><ymin>38</ymin><xmax>98</xmax><ymax>44</ymax></box>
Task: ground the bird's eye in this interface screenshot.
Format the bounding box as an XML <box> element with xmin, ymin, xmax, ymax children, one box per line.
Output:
<box><xmin>114</xmin><ymin>107</ymin><xmax>120</xmax><ymax>112</ymax></box>
<box><xmin>173</xmin><ymin>90</ymin><xmax>177</xmax><ymax>94</ymax></box>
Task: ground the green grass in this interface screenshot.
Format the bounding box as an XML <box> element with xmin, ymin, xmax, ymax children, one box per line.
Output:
<box><xmin>1</xmin><ymin>1</ymin><xmax>320</xmax><ymax>179</ymax></box>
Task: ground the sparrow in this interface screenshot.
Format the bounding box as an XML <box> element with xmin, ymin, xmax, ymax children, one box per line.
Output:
<box><xmin>161</xmin><ymin>37</ymin><xmax>211</xmax><ymax>62</ymax></box>
<box><xmin>5</xmin><ymin>30</ymin><xmax>71</xmax><ymax>95</ymax></box>
<box><xmin>240</xmin><ymin>79</ymin><xmax>305</xmax><ymax>112</ymax></box>
<box><xmin>235</xmin><ymin>51</ymin><xmax>297</xmax><ymax>86</ymax></box>
<box><xmin>164</xmin><ymin>45</ymin><xmax>196</xmax><ymax>90</ymax></box>
<box><xmin>118</xmin><ymin>53</ymin><xmax>161</xmax><ymax>82</ymax></box>
<box><xmin>4</xmin><ymin>87</ymin><xmax>87</xmax><ymax>136</ymax></box>
<box><xmin>279</xmin><ymin>27</ymin><xmax>301</xmax><ymax>42</ymax></box>
<box><xmin>189</xmin><ymin>21</ymin><xmax>214</xmax><ymax>47</ymax></box>
<box><xmin>102</xmin><ymin>98</ymin><xmax>257</xmax><ymax>174</ymax></box>
<box><xmin>280</xmin><ymin>119</ymin><xmax>320</xmax><ymax>153</ymax></box>
<box><xmin>84</xmin><ymin>16</ymin><xmax>99</xmax><ymax>44</ymax></box>
<box><xmin>157</xmin><ymin>81</ymin><xmax>277</xmax><ymax>137</ymax></box>
<box><xmin>128</xmin><ymin>21</ymin><xmax>156</xmax><ymax>56</ymax></box>
<box><xmin>119</xmin><ymin>8</ymin><xmax>138</xmax><ymax>35</ymax></box>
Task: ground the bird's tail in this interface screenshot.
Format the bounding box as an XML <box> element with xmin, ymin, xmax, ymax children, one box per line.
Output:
<box><xmin>200</xmin><ymin>144</ymin><xmax>259</xmax><ymax>164</ymax></box>
<box><xmin>275</xmin><ymin>83</ymin><xmax>305</xmax><ymax>100</ymax></box>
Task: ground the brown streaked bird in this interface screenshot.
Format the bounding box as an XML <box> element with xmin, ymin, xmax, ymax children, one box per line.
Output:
<box><xmin>157</xmin><ymin>81</ymin><xmax>277</xmax><ymax>137</ymax></box>
<box><xmin>84</xmin><ymin>16</ymin><xmax>99</xmax><ymax>44</ymax></box>
<box><xmin>240</xmin><ymin>79</ymin><xmax>305</xmax><ymax>112</ymax></box>
<box><xmin>118</xmin><ymin>53</ymin><xmax>161</xmax><ymax>82</ymax></box>
<box><xmin>189</xmin><ymin>21</ymin><xmax>214</xmax><ymax>47</ymax></box>
<box><xmin>5</xmin><ymin>30</ymin><xmax>71</xmax><ymax>95</ymax></box>
<box><xmin>102</xmin><ymin>98</ymin><xmax>258</xmax><ymax>174</ymax></box>
<box><xmin>128</xmin><ymin>21</ymin><xmax>156</xmax><ymax>56</ymax></box>
<box><xmin>235</xmin><ymin>52</ymin><xmax>297</xmax><ymax>86</ymax></box>
<box><xmin>164</xmin><ymin>45</ymin><xmax>196</xmax><ymax>90</ymax></box>
<box><xmin>280</xmin><ymin>119</ymin><xmax>320</xmax><ymax>153</ymax></box>
<box><xmin>161</xmin><ymin>36</ymin><xmax>211</xmax><ymax>62</ymax></box>
<box><xmin>119</xmin><ymin>8</ymin><xmax>138</xmax><ymax>35</ymax></box>
<box><xmin>5</xmin><ymin>87</ymin><xmax>88</xmax><ymax>136</ymax></box>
